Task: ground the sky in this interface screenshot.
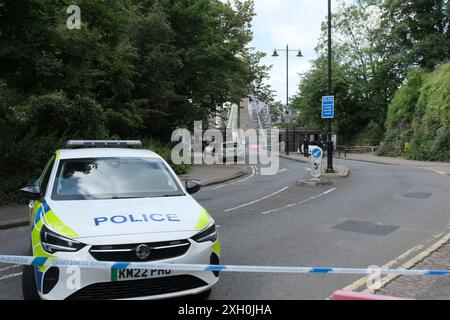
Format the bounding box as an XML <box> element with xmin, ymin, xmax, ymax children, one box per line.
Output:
<box><xmin>250</xmin><ymin>0</ymin><xmax>338</xmax><ymax>103</ymax></box>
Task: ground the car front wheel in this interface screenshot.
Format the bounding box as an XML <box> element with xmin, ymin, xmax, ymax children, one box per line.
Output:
<box><xmin>22</xmin><ymin>248</ymin><xmax>41</xmax><ymax>300</ymax></box>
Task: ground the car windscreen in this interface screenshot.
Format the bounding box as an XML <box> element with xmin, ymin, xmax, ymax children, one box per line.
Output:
<box><xmin>51</xmin><ymin>157</ymin><xmax>184</xmax><ymax>200</ymax></box>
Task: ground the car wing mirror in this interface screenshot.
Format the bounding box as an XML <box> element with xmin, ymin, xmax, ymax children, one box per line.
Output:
<box><xmin>185</xmin><ymin>180</ymin><xmax>201</xmax><ymax>195</ymax></box>
<box><xmin>19</xmin><ymin>185</ymin><xmax>41</xmax><ymax>201</ymax></box>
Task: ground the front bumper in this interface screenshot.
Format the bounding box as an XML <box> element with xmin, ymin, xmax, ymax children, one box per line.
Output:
<box><xmin>37</xmin><ymin>238</ymin><xmax>220</xmax><ymax>300</ymax></box>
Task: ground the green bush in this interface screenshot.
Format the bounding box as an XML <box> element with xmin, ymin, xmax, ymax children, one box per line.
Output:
<box><xmin>0</xmin><ymin>92</ymin><xmax>110</xmax><ymax>205</ymax></box>
<box><xmin>25</xmin><ymin>92</ymin><xmax>108</xmax><ymax>139</ymax></box>
<box><xmin>142</xmin><ymin>138</ymin><xmax>191</xmax><ymax>175</ymax></box>
<box><xmin>352</xmin><ymin>120</ymin><xmax>385</xmax><ymax>146</ymax></box>
<box><xmin>381</xmin><ymin>62</ymin><xmax>450</xmax><ymax>161</ymax></box>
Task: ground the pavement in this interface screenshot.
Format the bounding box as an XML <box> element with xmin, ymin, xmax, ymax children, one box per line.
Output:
<box><xmin>0</xmin><ymin>164</ymin><xmax>247</xmax><ymax>230</ymax></box>
<box><xmin>179</xmin><ymin>164</ymin><xmax>247</xmax><ymax>186</ymax></box>
<box><xmin>0</xmin><ymin>206</ymin><xmax>30</xmax><ymax>230</ymax></box>
<box><xmin>335</xmin><ymin>152</ymin><xmax>450</xmax><ymax>176</ymax></box>
<box><xmin>375</xmin><ymin>237</ymin><xmax>450</xmax><ymax>300</ymax></box>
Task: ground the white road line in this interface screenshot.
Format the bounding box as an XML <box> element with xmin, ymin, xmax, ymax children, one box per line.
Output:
<box><xmin>261</xmin><ymin>187</ymin><xmax>337</xmax><ymax>215</ymax></box>
<box><xmin>0</xmin><ymin>272</ymin><xmax>22</xmax><ymax>281</ymax></box>
<box><xmin>224</xmin><ymin>186</ymin><xmax>289</xmax><ymax>213</ymax></box>
<box><xmin>0</xmin><ymin>265</ymin><xmax>21</xmax><ymax>273</ymax></box>
<box><xmin>237</xmin><ymin>165</ymin><xmax>257</xmax><ymax>183</ymax></box>
<box><xmin>204</xmin><ymin>165</ymin><xmax>258</xmax><ymax>191</ymax></box>
<box><xmin>425</xmin><ymin>168</ymin><xmax>447</xmax><ymax>176</ymax></box>
<box><xmin>278</xmin><ymin>168</ymin><xmax>288</xmax><ymax>174</ymax></box>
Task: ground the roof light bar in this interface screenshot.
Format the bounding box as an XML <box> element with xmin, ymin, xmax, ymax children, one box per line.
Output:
<box><xmin>66</xmin><ymin>140</ymin><xmax>142</xmax><ymax>148</ymax></box>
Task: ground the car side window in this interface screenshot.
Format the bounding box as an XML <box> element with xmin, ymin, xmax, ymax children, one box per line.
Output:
<box><xmin>39</xmin><ymin>156</ymin><xmax>56</xmax><ymax>197</ymax></box>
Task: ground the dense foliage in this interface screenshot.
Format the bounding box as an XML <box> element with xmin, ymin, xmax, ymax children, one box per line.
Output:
<box><xmin>0</xmin><ymin>0</ymin><xmax>270</xmax><ymax>204</ymax></box>
<box><xmin>292</xmin><ymin>0</ymin><xmax>449</xmax><ymax>152</ymax></box>
<box><xmin>379</xmin><ymin>62</ymin><xmax>450</xmax><ymax>161</ymax></box>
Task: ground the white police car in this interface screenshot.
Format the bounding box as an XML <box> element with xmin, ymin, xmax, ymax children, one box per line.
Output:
<box><xmin>19</xmin><ymin>141</ymin><xmax>220</xmax><ymax>300</ymax></box>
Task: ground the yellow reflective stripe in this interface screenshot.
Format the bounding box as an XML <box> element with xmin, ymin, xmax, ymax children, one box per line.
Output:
<box><xmin>195</xmin><ymin>208</ymin><xmax>211</xmax><ymax>231</ymax></box>
<box><xmin>44</xmin><ymin>211</ymin><xmax>79</xmax><ymax>238</ymax></box>
<box><xmin>55</xmin><ymin>149</ymin><xmax>61</xmax><ymax>160</ymax></box>
<box><xmin>212</xmin><ymin>235</ymin><xmax>221</xmax><ymax>256</ymax></box>
<box><xmin>31</xmin><ymin>200</ymin><xmax>42</xmax><ymax>224</ymax></box>
<box><xmin>33</xmin><ymin>244</ymin><xmax>55</xmax><ymax>271</ymax></box>
<box><xmin>31</xmin><ymin>228</ymin><xmax>40</xmax><ymax>247</ymax></box>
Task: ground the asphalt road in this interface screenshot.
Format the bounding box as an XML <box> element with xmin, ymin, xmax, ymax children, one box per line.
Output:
<box><xmin>1</xmin><ymin>157</ymin><xmax>449</xmax><ymax>299</ymax></box>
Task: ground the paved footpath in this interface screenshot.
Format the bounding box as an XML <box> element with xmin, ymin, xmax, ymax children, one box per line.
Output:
<box><xmin>336</xmin><ymin>152</ymin><xmax>450</xmax><ymax>176</ymax></box>
<box><xmin>179</xmin><ymin>164</ymin><xmax>247</xmax><ymax>186</ymax></box>
<box><xmin>334</xmin><ymin>152</ymin><xmax>450</xmax><ymax>300</ymax></box>
<box><xmin>376</xmin><ymin>238</ymin><xmax>450</xmax><ymax>299</ymax></box>
<box><xmin>0</xmin><ymin>164</ymin><xmax>247</xmax><ymax>230</ymax></box>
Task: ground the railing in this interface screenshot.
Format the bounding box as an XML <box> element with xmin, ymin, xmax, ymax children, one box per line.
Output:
<box><xmin>335</xmin><ymin>145</ymin><xmax>380</xmax><ymax>157</ymax></box>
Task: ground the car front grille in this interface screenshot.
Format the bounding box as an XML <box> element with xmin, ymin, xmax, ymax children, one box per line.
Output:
<box><xmin>89</xmin><ymin>239</ymin><xmax>191</xmax><ymax>262</ymax></box>
<box><xmin>66</xmin><ymin>275</ymin><xmax>208</xmax><ymax>300</ymax></box>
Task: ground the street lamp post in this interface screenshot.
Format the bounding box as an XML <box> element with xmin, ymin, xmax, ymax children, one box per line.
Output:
<box><xmin>326</xmin><ymin>0</ymin><xmax>335</xmax><ymax>173</ymax></box>
<box><xmin>272</xmin><ymin>45</ymin><xmax>303</xmax><ymax>156</ymax></box>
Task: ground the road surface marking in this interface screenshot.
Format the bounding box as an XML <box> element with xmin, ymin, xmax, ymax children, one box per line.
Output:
<box><xmin>237</xmin><ymin>165</ymin><xmax>257</xmax><ymax>183</ymax></box>
<box><xmin>277</xmin><ymin>168</ymin><xmax>288</xmax><ymax>174</ymax></box>
<box><xmin>0</xmin><ymin>265</ymin><xmax>21</xmax><ymax>273</ymax></box>
<box><xmin>422</xmin><ymin>167</ymin><xmax>448</xmax><ymax>176</ymax></box>
<box><xmin>203</xmin><ymin>165</ymin><xmax>257</xmax><ymax>191</ymax></box>
<box><xmin>214</xmin><ymin>165</ymin><xmax>257</xmax><ymax>189</ymax></box>
<box><xmin>340</xmin><ymin>244</ymin><xmax>424</xmax><ymax>293</ymax></box>
<box><xmin>224</xmin><ymin>186</ymin><xmax>289</xmax><ymax>212</ymax></box>
<box><xmin>261</xmin><ymin>188</ymin><xmax>336</xmax><ymax>215</ymax></box>
<box><xmin>362</xmin><ymin>228</ymin><xmax>450</xmax><ymax>294</ymax></box>
<box><xmin>340</xmin><ymin>224</ymin><xmax>450</xmax><ymax>294</ymax></box>
<box><xmin>0</xmin><ymin>272</ymin><xmax>22</xmax><ymax>281</ymax></box>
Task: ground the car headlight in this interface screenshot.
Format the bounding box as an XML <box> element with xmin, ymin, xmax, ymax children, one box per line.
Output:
<box><xmin>192</xmin><ymin>223</ymin><xmax>217</xmax><ymax>243</ymax></box>
<box><xmin>40</xmin><ymin>225</ymin><xmax>85</xmax><ymax>254</ymax></box>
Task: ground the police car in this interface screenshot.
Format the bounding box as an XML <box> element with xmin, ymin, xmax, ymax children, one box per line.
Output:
<box><xmin>19</xmin><ymin>140</ymin><xmax>220</xmax><ymax>300</ymax></box>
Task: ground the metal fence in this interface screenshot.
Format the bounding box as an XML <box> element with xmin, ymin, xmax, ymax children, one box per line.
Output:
<box><xmin>335</xmin><ymin>145</ymin><xmax>380</xmax><ymax>157</ymax></box>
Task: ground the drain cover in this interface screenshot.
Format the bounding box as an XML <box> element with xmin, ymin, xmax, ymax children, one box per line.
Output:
<box><xmin>404</xmin><ymin>192</ymin><xmax>432</xmax><ymax>199</ymax></box>
<box><xmin>332</xmin><ymin>220</ymin><xmax>399</xmax><ymax>236</ymax></box>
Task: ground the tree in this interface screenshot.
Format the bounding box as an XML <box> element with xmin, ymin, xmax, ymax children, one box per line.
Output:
<box><xmin>269</xmin><ymin>101</ymin><xmax>284</xmax><ymax>124</ymax></box>
<box><xmin>382</xmin><ymin>0</ymin><xmax>450</xmax><ymax>70</ymax></box>
<box><xmin>295</xmin><ymin>0</ymin><xmax>449</xmax><ymax>146</ymax></box>
<box><xmin>0</xmin><ymin>0</ymin><xmax>63</xmax><ymax>93</ymax></box>
<box><xmin>316</xmin><ymin>0</ymin><xmax>398</xmax><ymax>136</ymax></box>
<box><xmin>0</xmin><ymin>0</ymin><xmax>273</xmax><ymax>203</ymax></box>
<box><xmin>292</xmin><ymin>57</ymin><xmax>365</xmax><ymax>144</ymax></box>
<box><xmin>157</xmin><ymin>0</ymin><xmax>270</xmax><ymax>129</ymax></box>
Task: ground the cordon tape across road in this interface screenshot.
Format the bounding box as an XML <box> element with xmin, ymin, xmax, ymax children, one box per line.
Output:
<box><xmin>1</xmin><ymin>255</ymin><xmax>450</xmax><ymax>276</ymax></box>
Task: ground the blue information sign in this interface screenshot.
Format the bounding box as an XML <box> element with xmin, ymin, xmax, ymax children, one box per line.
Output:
<box><xmin>322</xmin><ymin>96</ymin><xmax>335</xmax><ymax>119</ymax></box>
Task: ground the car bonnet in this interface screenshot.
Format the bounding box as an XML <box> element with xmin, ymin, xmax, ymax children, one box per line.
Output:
<box><xmin>38</xmin><ymin>196</ymin><xmax>212</xmax><ymax>239</ymax></box>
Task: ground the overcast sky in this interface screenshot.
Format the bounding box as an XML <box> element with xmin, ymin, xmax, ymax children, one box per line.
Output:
<box><xmin>250</xmin><ymin>0</ymin><xmax>339</xmax><ymax>103</ymax></box>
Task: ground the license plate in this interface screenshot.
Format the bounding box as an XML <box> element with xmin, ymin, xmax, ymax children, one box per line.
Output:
<box><xmin>111</xmin><ymin>268</ymin><xmax>172</xmax><ymax>281</ymax></box>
